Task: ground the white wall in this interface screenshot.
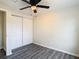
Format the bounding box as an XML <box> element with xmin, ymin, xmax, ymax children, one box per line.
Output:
<box><xmin>33</xmin><ymin>7</ymin><xmax>79</xmax><ymax>57</ymax></box>
<box><xmin>0</xmin><ymin>11</ymin><xmax>3</xmax><ymax>49</ymax></box>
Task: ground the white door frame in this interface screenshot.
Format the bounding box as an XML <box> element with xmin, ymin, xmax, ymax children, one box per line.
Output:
<box><xmin>0</xmin><ymin>8</ymin><xmax>8</xmax><ymax>55</ymax></box>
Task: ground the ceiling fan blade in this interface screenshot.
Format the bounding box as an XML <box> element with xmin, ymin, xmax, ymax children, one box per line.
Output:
<box><xmin>22</xmin><ymin>0</ymin><xmax>30</xmax><ymax>4</ymax></box>
<box><xmin>37</xmin><ymin>5</ymin><xmax>49</xmax><ymax>9</ymax></box>
<box><xmin>35</xmin><ymin>0</ymin><xmax>41</xmax><ymax>4</ymax></box>
<box><xmin>20</xmin><ymin>6</ymin><xmax>31</xmax><ymax>10</ymax></box>
<box><xmin>30</xmin><ymin>0</ymin><xmax>41</xmax><ymax>5</ymax></box>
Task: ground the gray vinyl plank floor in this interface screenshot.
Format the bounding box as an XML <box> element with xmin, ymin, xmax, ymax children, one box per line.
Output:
<box><xmin>0</xmin><ymin>49</ymin><xmax>6</xmax><ymax>59</ymax></box>
<box><xmin>1</xmin><ymin>43</ymin><xmax>79</xmax><ymax>59</ymax></box>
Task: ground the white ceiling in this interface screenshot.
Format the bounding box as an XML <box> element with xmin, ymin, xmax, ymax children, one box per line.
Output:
<box><xmin>0</xmin><ymin>0</ymin><xmax>78</xmax><ymax>15</ymax></box>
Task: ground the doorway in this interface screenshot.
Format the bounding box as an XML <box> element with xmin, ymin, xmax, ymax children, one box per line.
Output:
<box><xmin>0</xmin><ymin>11</ymin><xmax>6</xmax><ymax>58</ymax></box>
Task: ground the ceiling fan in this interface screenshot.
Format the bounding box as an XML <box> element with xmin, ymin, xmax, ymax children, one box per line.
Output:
<box><xmin>20</xmin><ymin>0</ymin><xmax>50</xmax><ymax>13</ymax></box>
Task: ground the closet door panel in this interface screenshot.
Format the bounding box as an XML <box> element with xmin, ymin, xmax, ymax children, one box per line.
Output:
<box><xmin>23</xmin><ymin>18</ymin><xmax>33</xmax><ymax>46</ymax></box>
<box><xmin>8</xmin><ymin>15</ymin><xmax>23</xmax><ymax>49</ymax></box>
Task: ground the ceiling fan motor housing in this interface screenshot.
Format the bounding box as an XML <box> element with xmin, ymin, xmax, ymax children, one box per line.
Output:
<box><xmin>30</xmin><ymin>0</ymin><xmax>41</xmax><ymax>6</ymax></box>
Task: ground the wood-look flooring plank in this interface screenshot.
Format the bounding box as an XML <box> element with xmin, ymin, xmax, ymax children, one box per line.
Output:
<box><xmin>1</xmin><ymin>43</ymin><xmax>79</xmax><ymax>59</ymax></box>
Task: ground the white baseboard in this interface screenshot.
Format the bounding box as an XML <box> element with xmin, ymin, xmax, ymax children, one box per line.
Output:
<box><xmin>34</xmin><ymin>42</ymin><xmax>79</xmax><ymax>57</ymax></box>
<box><xmin>6</xmin><ymin>50</ymin><xmax>12</xmax><ymax>56</ymax></box>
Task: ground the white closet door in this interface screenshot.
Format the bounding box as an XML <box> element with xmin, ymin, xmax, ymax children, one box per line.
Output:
<box><xmin>23</xmin><ymin>18</ymin><xmax>33</xmax><ymax>46</ymax></box>
<box><xmin>8</xmin><ymin>15</ymin><xmax>23</xmax><ymax>49</ymax></box>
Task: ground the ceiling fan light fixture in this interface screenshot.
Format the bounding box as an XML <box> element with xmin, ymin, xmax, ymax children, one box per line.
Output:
<box><xmin>31</xmin><ymin>6</ymin><xmax>37</xmax><ymax>11</ymax></box>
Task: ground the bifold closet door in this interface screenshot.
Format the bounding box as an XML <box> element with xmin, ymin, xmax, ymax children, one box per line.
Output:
<box><xmin>23</xmin><ymin>18</ymin><xmax>33</xmax><ymax>46</ymax></box>
<box><xmin>8</xmin><ymin>15</ymin><xmax>23</xmax><ymax>50</ymax></box>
